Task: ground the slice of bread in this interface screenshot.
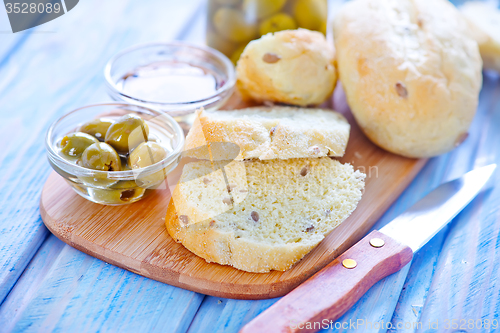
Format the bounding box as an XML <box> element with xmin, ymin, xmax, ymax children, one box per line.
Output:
<box><xmin>184</xmin><ymin>107</ymin><xmax>350</xmax><ymax>161</ymax></box>
<box><xmin>166</xmin><ymin>157</ymin><xmax>365</xmax><ymax>273</ymax></box>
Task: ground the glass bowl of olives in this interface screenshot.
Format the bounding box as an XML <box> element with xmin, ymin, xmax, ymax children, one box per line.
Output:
<box><xmin>45</xmin><ymin>103</ymin><xmax>185</xmax><ymax>205</ymax></box>
<box><xmin>104</xmin><ymin>42</ymin><xmax>235</xmax><ymax>119</ymax></box>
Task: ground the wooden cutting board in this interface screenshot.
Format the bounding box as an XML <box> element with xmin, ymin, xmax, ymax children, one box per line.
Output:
<box><xmin>40</xmin><ymin>92</ymin><xmax>427</xmax><ymax>300</ymax></box>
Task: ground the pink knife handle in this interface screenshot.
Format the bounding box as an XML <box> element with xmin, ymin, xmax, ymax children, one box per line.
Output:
<box><xmin>239</xmin><ymin>230</ymin><xmax>413</xmax><ymax>333</ymax></box>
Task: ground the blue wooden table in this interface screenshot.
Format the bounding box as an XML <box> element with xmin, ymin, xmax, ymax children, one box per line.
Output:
<box><xmin>1</xmin><ymin>1</ymin><xmax>500</xmax><ymax>332</ymax></box>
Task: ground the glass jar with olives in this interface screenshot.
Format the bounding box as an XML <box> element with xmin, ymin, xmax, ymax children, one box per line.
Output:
<box><xmin>46</xmin><ymin>103</ymin><xmax>184</xmax><ymax>205</ymax></box>
<box><xmin>206</xmin><ymin>0</ymin><xmax>328</xmax><ymax>64</ymax></box>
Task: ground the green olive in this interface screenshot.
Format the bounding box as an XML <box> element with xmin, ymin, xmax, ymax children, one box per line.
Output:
<box><xmin>90</xmin><ymin>187</ymin><xmax>145</xmax><ymax>205</ymax></box>
<box><xmin>259</xmin><ymin>13</ymin><xmax>297</xmax><ymax>35</ymax></box>
<box><xmin>110</xmin><ymin>180</ymin><xmax>139</xmax><ymax>189</ymax></box>
<box><xmin>294</xmin><ymin>0</ymin><xmax>327</xmax><ymax>31</ymax></box>
<box><xmin>78</xmin><ymin>176</ymin><xmax>118</xmax><ymax>188</ymax></box>
<box><xmin>215</xmin><ymin>0</ymin><xmax>241</xmax><ymax>5</ymax></box>
<box><xmin>242</xmin><ymin>0</ymin><xmax>286</xmax><ymax>19</ymax></box>
<box><xmin>60</xmin><ymin>132</ymin><xmax>99</xmax><ymax>158</ymax></box>
<box><xmin>79</xmin><ymin>142</ymin><xmax>122</xmax><ymax>171</ymax></box>
<box><xmin>129</xmin><ymin>142</ymin><xmax>167</xmax><ymax>169</ymax></box>
<box><xmin>231</xmin><ymin>44</ymin><xmax>247</xmax><ymax>65</ymax></box>
<box><xmin>105</xmin><ymin>114</ymin><xmax>149</xmax><ymax>154</ymax></box>
<box><xmin>213</xmin><ymin>7</ymin><xmax>258</xmax><ymax>43</ymax></box>
<box><xmin>79</xmin><ymin>118</ymin><xmax>114</xmax><ymax>141</ymax></box>
<box><xmin>129</xmin><ymin>142</ymin><xmax>169</xmax><ymax>188</ymax></box>
<box><xmin>319</xmin><ymin>20</ymin><xmax>327</xmax><ymax>35</ymax></box>
<box><xmin>206</xmin><ymin>30</ymin><xmax>238</xmax><ymax>58</ymax></box>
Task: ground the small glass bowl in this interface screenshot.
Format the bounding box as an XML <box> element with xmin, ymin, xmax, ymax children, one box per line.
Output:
<box><xmin>45</xmin><ymin>103</ymin><xmax>185</xmax><ymax>205</ymax></box>
<box><xmin>104</xmin><ymin>42</ymin><xmax>235</xmax><ymax>118</ymax></box>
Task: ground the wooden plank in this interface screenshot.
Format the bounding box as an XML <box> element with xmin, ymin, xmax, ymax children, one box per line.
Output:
<box><xmin>3</xmin><ymin>0</ymin><xmax>499</xmax><ymax>331</ymax></box>
<box><xmin>321</xmin><ymin>159</ymin><xmax>451</xmax><ymax>333</ymax></box>
<box><xmin>180</xmin><ymin>1</ymin><xmax>500</xmax><ymax>326</ymax></box>
<box><xmin>416</xmin><ymin>74</ymin><xmax>500</xmax><ymax>332</ymax></box>
<box><xmin>319</xmin><ymin>75</ymin><xmax>499</xmax><ymax>333</ymax></box>
<box><xmin>0</xmin><ymin>0</ymin><xmax>204</xmax><ymax>312</ymax></box>
<box><xmin>180</xmin><ymin>80</ymin><xmax>496</xmax><ymax>331</ymax></box>
<box><xmin>182</xmin><ymin>74</ymin><xmax>500</xmax><ymax>332</ymax></box>
<box><xmin>187</xmin><ymin>297</ymin><xmax>279</xmax><ymax>333</ymax></box>
<box><xmin>0</xmin><ymin>235</ymin><xmax>65</xmax><ymax>331</ymax></box>
<box><xmin>0</xmin><ymin>7</ymin><xmax>36</xmax><ymax>71</ymax></box>
<box><xmin>0</xmin><ymin>0</ymin><xmax>209</xmax><ymax>331</ymax></box>
<box><xmin>0</xmin><ymin>235</ymin><xmax>205</xmax><ymax>333</ymax></box>
<box><xmin>388</xmin><ymin>73</ymin><xmax>500</xmax><ymax>332</ymax></box>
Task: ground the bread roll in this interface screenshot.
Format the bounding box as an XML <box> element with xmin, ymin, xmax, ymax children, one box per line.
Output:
<box><xmin>166</xmin><ymin>157</ymin><xmax>365</xmax><ymax>273</ymax></box>
<box><xmin>333</xmin><ymin>0</ymin><xmax>482</xmax><ymax>158</ymax></box>
<box><xmin>184</xmin><ymin>107</ymin><xmax>350</xmax><ymax>161</ymax></box>
<box><xmin>236</xmin><ymin>29</ymin><xmax>336</xmax><ymax>106</ymax></box>
<box><xmin>460</xmin><ymin>2</ymin><xmax>500</xmax><ymax>72</ymax></box>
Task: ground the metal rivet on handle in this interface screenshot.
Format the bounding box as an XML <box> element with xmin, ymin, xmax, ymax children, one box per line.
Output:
<box><xmin>370</xmin><ymin>238</ymin><xmax>385</xmax><ymax>248</ymax></box>
<box><xmin>342</xmin><ymin>259</ymin><xmax>357</xmax><ymax>269</ymax></box>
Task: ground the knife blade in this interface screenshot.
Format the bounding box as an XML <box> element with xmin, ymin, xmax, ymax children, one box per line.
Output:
<box><xmin>240</xmin><ymin>164</ymin><xmax>496</xmax><ymax>333</ymax></box>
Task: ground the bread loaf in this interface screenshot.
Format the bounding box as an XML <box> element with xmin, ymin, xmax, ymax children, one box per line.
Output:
<box><xmin>236</xmin><ymin>29</ymin><xmax>336</xmax><ymax>106</ymax></box>
<box><xmin>184</xmin><ymin>107</ymin><xmax>350</xmax><ymax>161</ymax></box>
<box><xmin>333</xmin><ymin>0</ymin><xmax>482</xmax><ymax>158</ymax></box>
<box><xmin>166</xmin><ymin>157</ymin><xmax>365</xmax><ymax>273</ymax></box>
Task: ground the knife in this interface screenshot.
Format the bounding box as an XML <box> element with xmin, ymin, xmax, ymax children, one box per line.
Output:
<box><xmin>240</xmin><ymin>164</ymin><xmax>497</xmax><ymax>333</ymax></box>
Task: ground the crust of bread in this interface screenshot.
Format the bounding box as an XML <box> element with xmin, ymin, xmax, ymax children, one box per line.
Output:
<box><xmin>165</xmin><ymin>158</ymin><xmax>365</xmax><ymax>273</ymax></box>
<box><xmin>333</xmin><ymin>0</ymin><xmax>482</xmax><ymax>158</ymax></box>
<box><xmin>236</xmin><ymin>29</ymin><xmax>337</xmax><ymax>106</ymax></box>
<box><xmin>184</xmin><ymin>107</ymin><xmax>350</xmax><ymax>161</ymax></box>
<box><xmin>166</xmin><ymin>200</ymin><xmax>317</xmax><ymax>273</ymax></box>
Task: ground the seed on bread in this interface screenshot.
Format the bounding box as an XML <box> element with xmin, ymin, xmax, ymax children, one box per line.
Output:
<box><xmin>305</xmin><ymin>225</ymin><xmax>315</xmax><ymax>233</ymax></box>
<box><xmin>309</xmin><ymin>146</ymin><xmax>321</xmax><ymax>154</ymax></box>
<box><xmin>250</xmin><ymin>211</ymin><xmax>259</xmax><ymax>222</ymax></box>
<box><xmin>417</xmin><ymin>17</ymin><xmax>424</xmax><ymax>28</ymax></box>
<box><xmin>270</xmin><ymin>126</ymin><xmax>277</xmax><ymax>136</ymax></box>
<box><xmin>262</xmin><ymin>52</ymin><xmax>281</xmax><ymax>63</ymax></box>
<box><xmin>395</xmin><ymin>82</ymin><xmax>408</xmax><ymax>98</ymax></box>
<box><xmin>179</xmin><ymin>215</ymin><xmax>189</xmax><ymax>226</ymax></box>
